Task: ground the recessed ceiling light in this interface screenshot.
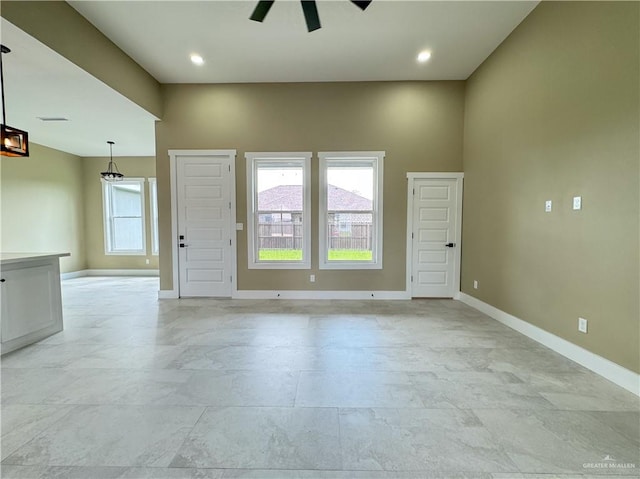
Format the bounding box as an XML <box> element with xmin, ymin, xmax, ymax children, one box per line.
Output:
<box><xmin>190</xmin><ymin>54</ymin><xmax>204</xmax><ymax>66</ymax></box>
<box><xmin>417</xmin><ymin>51</ymin><xmax>432</xmax><ymax>63</ymax></box>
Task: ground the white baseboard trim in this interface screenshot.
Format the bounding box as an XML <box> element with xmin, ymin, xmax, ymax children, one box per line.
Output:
<box><xmin>233</xmin><ymin>290</ymin><xmax>411</xmax><ymax>300</ymax></box>
<box><xmin>62</xmin><ymin>269</ymin><xmax>160</xmax><ymax>280</ymax></box>
<box><xmin>61</xmin><ymin>270</ymin><xmax>88</xmax><ymax>280</ymax></box>
<box><xmin>158</xmin><ymin>290</ymin><xmax>179</xmax><ymax>299</ymax></box>
<box><xmin>85</xmin><ymin>269</ymin><xmax>159</xmax><ymax>277</ymax></box>
<box><xmin>458</xmin><ymin>292</ymin><xmax>640</xmax><ymax>397</ymax></box>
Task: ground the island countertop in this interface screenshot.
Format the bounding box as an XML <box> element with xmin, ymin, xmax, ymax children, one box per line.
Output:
<box><xmin>0</xmin><ymin>252</ymin><xmax>71</xmax><ymax>265</ymax></box>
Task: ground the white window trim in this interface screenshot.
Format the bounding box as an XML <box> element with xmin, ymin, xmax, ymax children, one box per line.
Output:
<box><xmin>102</xmin><ymin>177</ymin><xmax>147</xmax><ymax>256</ymax></box>
<box><xmin>148</xmin><ymin>177</ymin><xmax>159</xmax><ymax>256</ymax></box>
<box><xmin>318</xmin><ymin>151</ymin><xmax>384</xmax><ymax>270</ymax></box>
<box><xmin>246</xmin><ymin>152</ymin><xmax>311</xmax><ymax>269</ymax></box>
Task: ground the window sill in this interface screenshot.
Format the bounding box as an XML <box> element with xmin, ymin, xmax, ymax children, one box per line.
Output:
<box><xmin>319</xmin><ymin>262</ymin><xmax>382</xmax><ymax>270</ymax></box>
<box><xmin>248</xmin><ymin>262</ymin><xmax>311</xmax><ymax>270</ymax></box>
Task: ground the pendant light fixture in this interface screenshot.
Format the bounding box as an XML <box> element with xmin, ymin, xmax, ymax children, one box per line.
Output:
<box><xmin>0</xmin><ymin>44</ymin><xmax>29</xmax><ymax>157</ymax></box>
<box><xmin>100</xmin><ymin>141</ymin><xmax>124</xmax><ymax>181</ymax></box>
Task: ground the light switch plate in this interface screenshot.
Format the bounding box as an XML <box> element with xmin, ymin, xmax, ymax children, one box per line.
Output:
<box><xmin>573</xmin><ymin>196</ymin><xmax>582</xmax><ymax>210</ymax></box>
<box><xmin>545</xmin><ymin>200</ymin><xmax>552</xmax><ymax>213</ymax></box>
<box><xmin>236</xmin><ymin>223</ymin><xmax>244</xmax><ymax>231</ymax></box>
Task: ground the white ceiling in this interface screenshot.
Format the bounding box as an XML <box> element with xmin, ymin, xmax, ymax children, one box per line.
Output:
<box><xmin>1</xmin><ymin>1</ymin><xmax>538</xmax><ymax>157</ymax></box>
<box><xmin>69</xmin><ymin>0</ymin><xmax>538</xmax><ymax>83</ymax></box>
<box><xmin>0</xmin><ymin>19</ymin><xmax>157</xmax><ymax>157</ymax></box>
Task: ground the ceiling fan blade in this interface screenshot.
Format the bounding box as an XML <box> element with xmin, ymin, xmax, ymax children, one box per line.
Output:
<box><xmin>301</xmin><ymin>0</ymin><xmax>321</xmax><ymax>32</ymax></box>
<box><xmin>250</xmin><ymin>0</ymin><xmax>275</xmax><ymax>22</ymax></box>
<box><xmin>350</xmin><ymin>0</ymin><xmax>372</xmax><ymax>11</ymax></box>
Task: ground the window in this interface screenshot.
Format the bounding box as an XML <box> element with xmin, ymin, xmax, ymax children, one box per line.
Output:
<box><xmin>319</xmin><ymin>151</ymin><xmax>384</xmax><ymax>269</ymax></box>
<box><xmin>246</xmin><ymin>152</ymin><xmax>311</xmax><ymax>269</ymax></box>
<box><xmin>148</xmin><ymin>178</ymin><xmax>159</xmax><ymax>255</ymax></box>
<box><xmin>102</xmin><ymin>178</ymin><xmax>146</xmax><ymax>255</ymax></box>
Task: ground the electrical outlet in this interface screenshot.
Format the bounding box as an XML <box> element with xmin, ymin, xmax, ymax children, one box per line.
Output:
<box><xmin>545</xmin><ymin>200</ymin><xmax>552</xmax><ymax>213</ymax></box>
<box><xmin>473</xmin><ymin>280</ymin><xmax>478</xmax><ymax>289</ymax></box>
<box><xmin>310</xmin><ymin>274</ymin><xmax>315</xmax><ymax>283</ymax></box>
<box><xmin>578</xmin><ymin>317</ymin><xmax>588</xmax><ymax>333</ymax></box>
<box><xmin>573</xmin><ymin>196</ymin><xmax>582</xmax><ymax>210</ymax></box>
<box><xmin>145</xmin><ymin>259</ymin><xmax>150</xmax><ymax>265</ymax></box>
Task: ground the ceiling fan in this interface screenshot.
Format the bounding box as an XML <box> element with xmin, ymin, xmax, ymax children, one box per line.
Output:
<box><xmin>250</xmin><ymin>0</ymin><xmax>373</xmax><ymax>33</ymax></box>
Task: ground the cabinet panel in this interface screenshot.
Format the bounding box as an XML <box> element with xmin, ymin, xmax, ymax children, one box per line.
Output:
<box><xmin>1</xmin><ymin>264</ymin><xmax>60</xmax><ymax>343</ymax></box>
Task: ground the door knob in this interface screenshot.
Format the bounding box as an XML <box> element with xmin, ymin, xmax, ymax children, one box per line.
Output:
<box><xmin>445</xmin><ymin>243</ymin><xmax>456</xmax><ymax>248</ymax></box>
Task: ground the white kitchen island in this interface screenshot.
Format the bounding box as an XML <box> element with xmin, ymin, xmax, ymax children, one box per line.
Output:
<box><xmin>0</xmin><ymin>253</ymin><xmax>69</xmax><ymax>355</ymax></box>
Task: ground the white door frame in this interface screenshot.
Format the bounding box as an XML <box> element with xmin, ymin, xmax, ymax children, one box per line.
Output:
<box><xmin>405</xmin><ymin>172</ymin><xmax>464</xmax><ymax>298</ymax></box>
<box><xmin>168</xmin><ymin>149</ymin><xmax>237</xmax><ymax>299</ymax></box>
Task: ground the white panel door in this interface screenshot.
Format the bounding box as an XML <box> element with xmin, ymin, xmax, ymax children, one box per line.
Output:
<box><xmin>411</xmin><ymin>178</ymin><xmax>459</xmax><ymax>298</ymax></box>
<box><xmin>177</xmin><ymin>155</ymin><xmax>232</xmax><ymax>297</ymax></box>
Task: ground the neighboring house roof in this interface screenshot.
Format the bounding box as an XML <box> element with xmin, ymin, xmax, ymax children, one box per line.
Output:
<box><xmin>327</xmin><ymin>185</ymin><xmax>372</xmax><ymax>211</ymax></box>
<box><xmin>258</xmin><ymin>185</ymin><xmax>303</xmax><ymax>211</ymax></box>
<box><xmin>258</xmin><ymin>185</ymin><xmax>372</xmax><ymax>211</ymax></box>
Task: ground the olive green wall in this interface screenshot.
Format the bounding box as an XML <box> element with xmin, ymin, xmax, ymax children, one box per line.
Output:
<box><xmin>0</xmin><ymin>146</ymin><xmax>158</xmax><ymax>273</ymax></box>
<box><xmin>0</xmin><ymin>0</ymin><xmax>162</xmax><ymax>118</ymax></box>
<box><xmin>462</xmin><ymin>2</ymin><xmax>639</xmax><ymax>372</ymax></box>
<box><xmin>156</xmin><ymin>81</ymin><xmax>465</xmax><ymax>291</ymax></box>
<box><xmin>0</xmin><ymin>143</ymin><xmax>86</xmax><ymax>273</ymax></box>
<box><xmin>82</xmin><ymin>156</ymin><xmax>158</xmax><ymax>270</ymax></box>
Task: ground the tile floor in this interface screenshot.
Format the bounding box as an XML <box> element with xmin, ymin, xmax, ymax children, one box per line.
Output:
<box><xmin>1</xmin><ymin>277</ymin><xmax>638</xmax><ymax>479</ymax></box>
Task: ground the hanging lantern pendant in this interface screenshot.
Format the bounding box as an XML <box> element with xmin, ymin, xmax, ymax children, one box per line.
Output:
<box><xmin>1</xmin><ymin>44</ymin><xmax>30</xmax><ymax>157</ymax></box>
<box><xmin>100</xmin><ymin>141</ymin><xmax>124</xmax><ymax>181</ymax></box>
